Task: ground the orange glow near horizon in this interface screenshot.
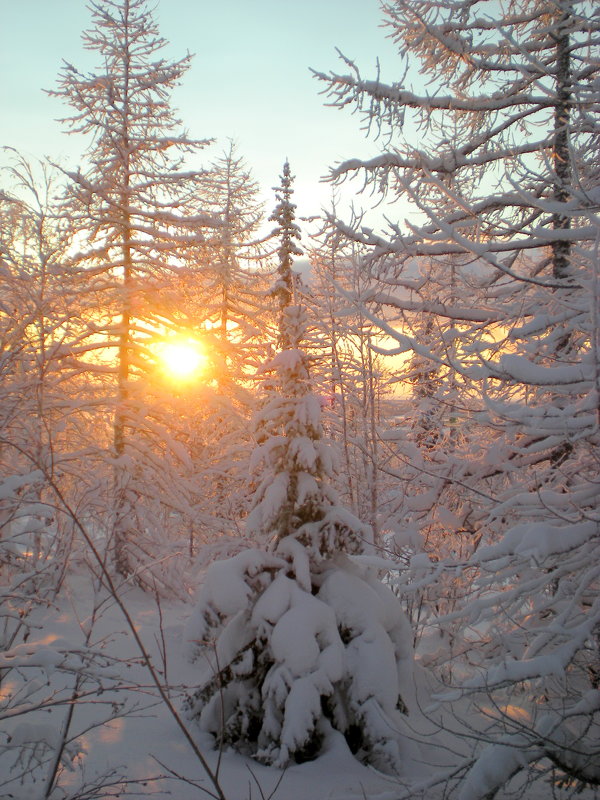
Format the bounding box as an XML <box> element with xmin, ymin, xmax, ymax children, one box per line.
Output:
<box><xmin>156</xmin><ymin>338</ymin><xmax>209</xmax><ymax>383</ymax></box>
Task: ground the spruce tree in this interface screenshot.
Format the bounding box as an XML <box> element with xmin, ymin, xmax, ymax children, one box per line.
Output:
<box><xmin>268</xmin><ymin>160</ymin><xmax>303</xmax><ymax>348</ymax></box>
<box><xmin>184</xmin><ymin>170</ymin><xmax>417</xmax><ymax>774</ymax></box>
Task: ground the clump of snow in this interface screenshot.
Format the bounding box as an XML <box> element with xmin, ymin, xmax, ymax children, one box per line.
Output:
<box><xmin>459</xmin><ymin>736</ymin><xmax>540</xmax><ymax>800</ymax></box>
<box><xmin>183</xmin><ymin>549</ymin><xmax>284</xmax><ymax>663</ymax></box>
<box><xmin>474</xmin><ymin>520</ymin><xmax>597</xmax><ymax>563</ymax></box>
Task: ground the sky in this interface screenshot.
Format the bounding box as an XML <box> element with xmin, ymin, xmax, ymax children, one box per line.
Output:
<box><xmin>1</xmin><ymin>0</ymin><xmax>402</xmax><ymax>234</ymax></box>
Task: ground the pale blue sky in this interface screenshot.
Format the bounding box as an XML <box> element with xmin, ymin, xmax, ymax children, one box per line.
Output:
<box><xmin>1</xmin><ymin>0</ymin><xmax>401</xmax><ymax>229</ymax></box>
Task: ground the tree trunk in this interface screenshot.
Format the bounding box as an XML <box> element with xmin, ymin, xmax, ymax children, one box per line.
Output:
<box><xmin>551</xmin><ymin>2</ymin><xmax>572</xmax><ymax>281</ymax></box>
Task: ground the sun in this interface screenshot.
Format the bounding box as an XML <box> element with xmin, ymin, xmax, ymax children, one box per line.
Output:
<box><xmin>156</xmin><ymin>338</ymin><xmax>208</xmax><ymax>382</ymax></box>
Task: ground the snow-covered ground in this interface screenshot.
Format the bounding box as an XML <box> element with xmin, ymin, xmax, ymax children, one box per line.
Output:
<box><xmin>0</xmin><ymin>570</ymin><xmax>422</xmax><ymax>800</ymax></box>
<box><xmin>2</xmin><ymin>567</ymin><xmax>598</xmax><ymax>800</ymax></box>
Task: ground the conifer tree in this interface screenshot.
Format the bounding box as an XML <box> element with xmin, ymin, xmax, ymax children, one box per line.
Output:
<box><xmin>184</xmin><ymin>171</ymin><xmax>417</xmax><ymax>774</ymax></box>
<box><xmin>199</xmin><ymin>141</ymin><xmax>268</xmax><ymax>379</ymax></box>
<box><xmin>268</xmin><ymin>160</ymin><xmax>303</xmax><ymax>348</ymax></box>
<box><xmin>315</xmin><ymin>0</ymin><xmax>600</xmax><ymax>792</ymax></box>
<box><xmin>50</xmin><ymin>0</ymin><xmax>215</xmax><ymax>577</ymax></box>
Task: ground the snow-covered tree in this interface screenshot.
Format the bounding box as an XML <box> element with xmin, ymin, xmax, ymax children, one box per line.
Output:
<box><xmin>199</xmin><ymin>141</ymin><xmax>267</xmax><ymax>366</ymax></box>
<box><xmin>306</xmin><ymin>230</ymin><xmax>394</xmax><ymax>541</ymax></box>
<box><xmin>269</xmin><ymin>161</ymin><xmax>303</xmax><ymax>349</ymax></box>
<box><xmin>0</xmin><ymin>155</ymin><xmax>102</xmax><ymax>593</ymax></box>
<box><xmin>183</xmin><ymin>179</ymin><xmax>417</xmax><ymax>774</ymax></box>
<box><xmin>314</xmin><ymin>0</ymin><xmax>600</xmax><ymax>793</ymax></box>
<box><xmin>377</xmin><ymin>251</ymin><xmax>495</xmax><ymax>655</ymax></box>
<box><xmin>49</xmin><ymin>0</ymin><xmax>216</xmax><ymax>577</ymax></box>
<box><xmin>184</xmin><ymin>307</ymin><xmax>417</xmax><ymax>772</ymax></box>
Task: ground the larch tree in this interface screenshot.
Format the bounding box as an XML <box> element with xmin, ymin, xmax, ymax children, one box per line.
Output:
<box><xmin>172</xmin><ymin>144</ymin><xmax>275</xmax><ymax>560</ymax></box>
<box><xmin>199</xmin><ymin>141</ymin><xmax>267</xmax><ymax>367</ymax></box>
<box><xmin>314</xmin><ymin>0</ymin><xmax>600</xmax><ymax>794</ymax></box>
<box><xmin>136</xmin><ymin>142</ymin><xmax>271</xmax><ymax>565</ymax></box>
<box><xmin>49</xmin><ymin>0</ymin><xmax>216</xmax><ymax>578</ymax></box>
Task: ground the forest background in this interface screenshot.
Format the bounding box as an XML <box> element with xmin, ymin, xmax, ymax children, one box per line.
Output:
<box><xmin>1</xmin><ymin>1</ymin><xmax>599</xmax><ymax>799</ymax></box>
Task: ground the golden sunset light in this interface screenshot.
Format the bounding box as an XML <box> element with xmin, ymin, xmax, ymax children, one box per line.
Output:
<box><xmin>156</xmin><ymin>338</ymin><xmax>208</xmax><ymax>382</ymax></box>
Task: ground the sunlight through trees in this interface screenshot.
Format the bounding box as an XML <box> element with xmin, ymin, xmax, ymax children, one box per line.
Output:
<box><xmin>1</xmin><ymin>0</ymin><xmax>599</xmax><ymax>797</ymax></box>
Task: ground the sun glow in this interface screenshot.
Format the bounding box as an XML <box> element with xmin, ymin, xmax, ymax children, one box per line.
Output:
<box><xmin>156</xmin><ymin>338</ymin><xmax>208</xmax><ymax>382</ymax></box>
